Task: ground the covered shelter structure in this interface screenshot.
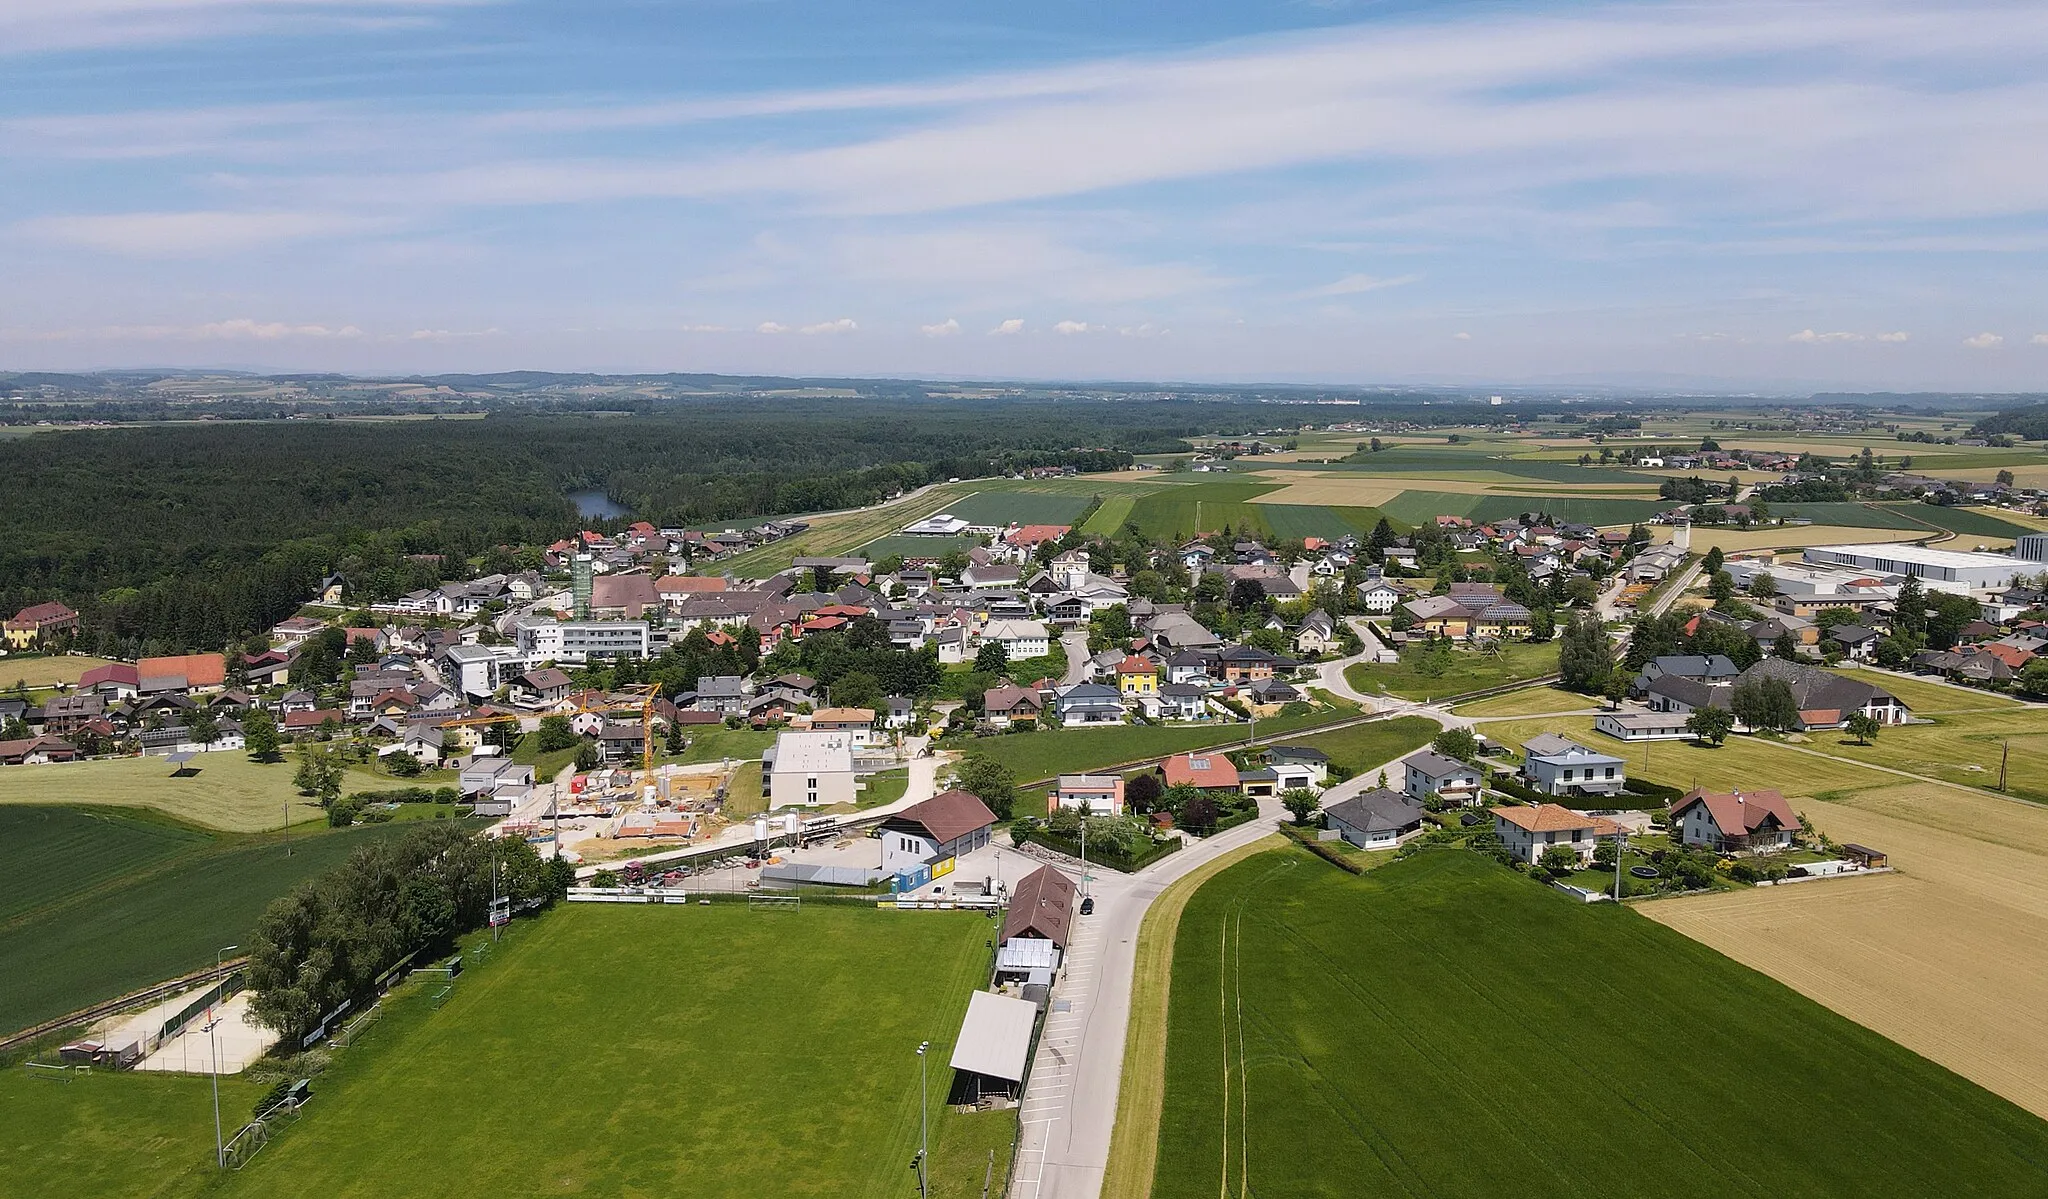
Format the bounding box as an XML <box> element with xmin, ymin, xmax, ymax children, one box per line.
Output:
<box><xmin>947</xmin><ymin>990</ymin><xmax>1039</xmax><ymax>1105</ymax></box>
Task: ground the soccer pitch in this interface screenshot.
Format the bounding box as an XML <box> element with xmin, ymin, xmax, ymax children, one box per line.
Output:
<box><xmin>1145</xmin><ymin>847</ymin><xmax>2048</xmax><ymax>1197</ymax></box>
<box><xmin>221</xmin><ymin>903</ymin><xmax>1013</xmax><ymax>1198</ymax></box>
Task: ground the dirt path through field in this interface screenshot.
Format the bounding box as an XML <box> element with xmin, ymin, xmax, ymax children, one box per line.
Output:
<box><xmin>1644</xmin><ymin>787</ymin><xmax>2048</xmax><ymax>1119</ymax></box>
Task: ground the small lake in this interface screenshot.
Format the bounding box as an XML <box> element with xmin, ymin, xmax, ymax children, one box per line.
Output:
<box><xmin>568</xmin><ymin>489</ymin><xmax>629</xmax><ymax>519</ymax></box>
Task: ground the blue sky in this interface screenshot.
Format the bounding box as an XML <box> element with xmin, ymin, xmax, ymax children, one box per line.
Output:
<box><xmin>4</xmin><ymin>0</ymin><xmax>2047</xmax><ymax>390</ymax></box>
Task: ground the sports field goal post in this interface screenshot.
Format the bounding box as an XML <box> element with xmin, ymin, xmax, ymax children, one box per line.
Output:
<box><xmin>747</xmin><ymin>891</ymin><xmax>801</xmax><ymax>911</ymax></box>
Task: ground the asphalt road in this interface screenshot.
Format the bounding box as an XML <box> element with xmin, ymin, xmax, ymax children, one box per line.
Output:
<box><xmin>1005</xmin><ymin>737</ymin><xmax>1440</xmax><ymax>1199</ymax></box>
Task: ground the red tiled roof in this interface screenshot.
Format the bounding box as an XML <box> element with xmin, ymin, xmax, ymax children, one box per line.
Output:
<box><xmin>137</xmin><ymin>653</ymin><xmax>226</xmax><ymax>688</ymax></box>
<box><xmin>78</xmin><ymin>663</ymin><xmax>139</xmax><ymax>689</ymax></box>
<box><xmin>1670</xmin><ymin>787</ymin><xmax>1801</xmax><ymax>837</ymax></box>
<box><xmin>656</xmin><ymin>575</ymin><xmax>728</xmax><ymax>594</ymax></box>
<box><xmin>1163</xmin><ymin>752</ymin><xmax>1239</xmax><ymax>789</ymax></box>
<box><xmin>1494</xmin><ymin>803</ymin><xmax>1622</xmax><ymax>835</ymax></box>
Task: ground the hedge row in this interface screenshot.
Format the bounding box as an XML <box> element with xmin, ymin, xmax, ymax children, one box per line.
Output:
<box><xmin>1023</xmin><ymin>829</ymin><xmax>1182</xmax><ymax>873</ymax></box>
<box><xmin>1280</xmin><ymin>824</ymin><xmax>1364</xmax><ymax>874</ymax></box>
<box><xmin>345</xmin><ymin>786</ymin><xmax>461</xmax><ymax>805</ymax></box>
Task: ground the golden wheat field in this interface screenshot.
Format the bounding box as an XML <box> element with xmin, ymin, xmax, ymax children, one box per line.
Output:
<box><xmin>1644</xmin><ymin>784</ymin><xmax>2048</xmax><ymax>1120</ymax></box>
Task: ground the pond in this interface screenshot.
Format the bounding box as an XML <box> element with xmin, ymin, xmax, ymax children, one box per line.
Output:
<box><xmin>568</xmin><ymin>489</ymin><xmax>628</xmax><ymax>519</ymax></box>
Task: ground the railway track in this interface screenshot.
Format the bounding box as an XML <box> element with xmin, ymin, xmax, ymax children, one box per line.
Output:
<box><xmin>2</xmin><ymin>958</ymin><xmax>248</xmax><ymax>1054</ymax></box>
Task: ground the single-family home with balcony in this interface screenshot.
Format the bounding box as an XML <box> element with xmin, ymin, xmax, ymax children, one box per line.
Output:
<box><xmin>1670</xmin><ymin>787</ymin><xmax>1802</xmax><ymax>853</ymax></box>
<box><xmin>1493</xmin><ymin>803</ymin><xmax>1623</xmax><ymax>865</ymax></box>
<box><xmin>1403</xmin><ymin>751</ymin><xmax>1482</xmax><ymax>805</ymax></box>
<box><xmin>1052</xmin><ymin>683</ymin><xmax>1125</xmax><ymax>727</ymax></box>
<box><xmin>1519</xmin><ymin>733</ymin><xmax>1626</xmax><ymax>798</ymax></box>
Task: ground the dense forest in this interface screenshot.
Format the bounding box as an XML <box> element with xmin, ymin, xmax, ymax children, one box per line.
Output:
<box><xmin>0</xmin><ymin>397</ymin><xmax>1303</xmax><ymax>654</ymax></box>
<box><xmin>1975</xmin><ymin>404</ymin><xmax>2048</xmax><ymax>441</ymax></box>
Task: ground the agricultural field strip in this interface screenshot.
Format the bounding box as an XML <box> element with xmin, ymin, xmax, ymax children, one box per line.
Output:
<box><xmin>1149</xmin><ymin>850</ymin><xmax>2048</xmax><ymax>1197</ymax></box>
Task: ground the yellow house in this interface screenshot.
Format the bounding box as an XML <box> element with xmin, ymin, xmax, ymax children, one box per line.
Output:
<box><xmin>1116</xmin><ymin>655</ymin><xmax>1159</xmax><ymax>698</ymax></box>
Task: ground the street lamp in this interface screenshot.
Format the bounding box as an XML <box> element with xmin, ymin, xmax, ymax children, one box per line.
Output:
<box><xmin>211</xmin><ymin>943</ymin><xmax>238</xmax><ymax>1168</ymax></box>
<box><xmin>916</xmin><ymin>1040</ymin><xmax>931</xmax><ymax>1199</ymax></box>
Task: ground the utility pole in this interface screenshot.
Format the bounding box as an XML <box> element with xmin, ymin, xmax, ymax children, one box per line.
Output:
<box><xmin>1614</xmin><ymin>828</ymin><xmax>1626</xmax><ymax>900</ymax></box>
<box><xmin>210</xmin><ymin>943</ymin><xmax>238</xmax><ymax>1168</ymax></box>
<box><xmin>2000</xmin><ymin>740</ymin><xmax>2010</xmax><ymax>792</ymax></box>
<box><xmin>916</xmin><ymin>1040</ymin><xmax>931</xmax><ymax>1199</ymax></box>
<box><xmin>282</xmin><ymin>801</ymin><xmax>290</xmax><ymax>857</ymax></box>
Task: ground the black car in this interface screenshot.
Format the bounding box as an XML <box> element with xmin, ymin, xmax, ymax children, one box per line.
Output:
<box><xmin>1079</xmin><ymin>896</ymin><xmax>1094</xmax><ymax>916</ymax></box>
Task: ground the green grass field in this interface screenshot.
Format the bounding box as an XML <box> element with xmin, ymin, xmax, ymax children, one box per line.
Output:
<box><xmin>1453</xmin><ymin>684</ymin><xmax>1602</xmax><ymax>718</ymax></box>
<box><xmin>1768</xmin><ymin>501</ymin><xmax>1928</xmax><ymax>530</ymax></box>
<box><xmin>1480</xmin><ymin>715</ymin><xmax>1892</xmax><ymax>797</ymax></box>
<box><xmin>676</xmin><ymin>725</ymin><xmax>777</xmax><ymax>764</ymax></box>
<box><xmin>1834</xmin><ymin>668</ymin><xmax>2022</xmax><ymax>714</ymax></box>
<box><xmin>218</xmin><ymin>904</ymin><xmax>1011</xmax><ymax>1198</ymax></box>
<box><xmin>1345</xmin><ymin>639</ymin><xmax>1559</xmax><ymax>701</ymax></box>
<box><xmin>1148</xmin><ymin>847</ymin><xmax>2048</xmax><ymax>1197</ymax></box>
<box><xmin>1267</xmin><ymin>715</ymin><xmax>1437</xmax><ymax>775</ymax></box>
<box><xmin>939</xmin><ymin>489</ymin><xmax>1096</xmax><ymax>526</ymax></box>
<box><xmin>1874</xmin><ymin>502</ymin><xmax>2036</xmax><ymax>540</ymax></box>
<box><xmin>857</xmin><ymin>532</ymin><xmax>980</xmax><ymax>560</ymax></box>
<box><xmin>1377</xmin><ymin>490</ymin><xmax>1666</xmax><ymax>527</ymax></box>
<box><xmin>0</xmin><ymin>1068</ymin><xmax>266</xmax><ymax>1199</ymax></box>
<box><xmin>0</xmin><ymin>806</ymin><xmax>470</xmax><ymax>1034</ymax></box>
<box><xmin>0</xmin><ymin>654</ymin><xmax>121</xmax><ymax>690</ymax></box>
<box><xmin>1082</xmin><ymin>493</ymin><xmax>1137</xmax><ymax>534</ymax></box>
<box><xmin>1124</xmin><ymin>481</ymin><xmax>1283</xmax><ymax>540</ymax></box>
<box><xmin>958</xmin><ymin>705</ymin><xmax>1359</xmax><ymax>783</ymax></box>
<box><xmin>0</xmin><ymin>751</ymin><xmax>384</xmax><ymax>833</ymax></box>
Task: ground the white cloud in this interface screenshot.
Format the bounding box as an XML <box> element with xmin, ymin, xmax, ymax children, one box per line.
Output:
<box><xmin>990</xmin><ymin>319</ymin><xmax>1025</xmax><ymax>335</ymax></box>
<box><xmin>0</xmin><ymin>317</ymin><xmax>362</xmax><ymax>342</ymax></box>
<box><xmin>756</xmin><ymin>321</ymin><xmax>789</xmax><ymax>334</ymax></box>
<box><xmin>677</xmin><ymin>324</ymin><xmax>730</xmax><ymax>334</ymax></box>
<box><xmin>799</xmin><ymin>317</ymin><xmax>857</xmax><ymax>335</ymax></box>
<box><xmin>1788</xmin><ymin>329</ymin><xmax>1864</xmax><ymax>343</ymax></box>
<box><xmin>920</xmin><ymin>318</ymin><xmax>961</xmax><ymax>337</ymax></box>
<box><xmin>15</xmin><ymin>210</ymin><xmax>382</xmax><ymax>257</ymax></box>
<box><xmin>404</xmin><ymin>327</ymin><xmax>501</xmax><ymax>342</ymax></box>
<box><xmin>1452</xmin><ymin>331</ymin><xmax>1472</xmax><ymax>341</ymax></box>
<box><xmin>2031</xmin><ymin>333</ymin><xmax>2048</xmax><ymax>346</ymax></box>
<box><xmin>0</xmin><ymin>1</ymin><xmax>478</xmax><ymax>56</ymax></box>
<box><xmin>1301</xmin><ymin>272</ymin><xmax>1421</xmax><ymax>297</ymax></box>
<box><xmin>1876</xmin><ymin>331</ymin><xmax>1910</xmax><ymax>342</ymax></box>
<box><xmin>1963</xmin><ymin>332</ymin><xmax>2004</xmax><ymax>349</ymax></box>
<box><xmin>1053</xmin><ymin>320</ymin><xmax>1092</xmax><ymax>335</ymax></box>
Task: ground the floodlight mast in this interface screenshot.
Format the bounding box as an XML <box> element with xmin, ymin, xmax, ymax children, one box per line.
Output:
<box><xmin>211</xmin><ymin>943</ymin><xmax>238</xmax><ymax>1168</ymax></box>
<box><xmin>916</xmin><ymin>1040</ymin><xmax>931</xmax><ymax>1199</ymax></box>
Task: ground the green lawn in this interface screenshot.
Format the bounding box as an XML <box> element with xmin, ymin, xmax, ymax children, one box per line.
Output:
<box><xmin>0</xmin><ymin>751</ymin><xmax>384</xmax><ymax>833</ymax></box>
<box><xmin>217</xmin><ymin>904</ymin><xmax>1010</xmax><ymax>1198</ymax></box>
<box><xmin>859</xmin><ymin>766</ymin><xmax>911</xmax><ymax>808</ymax></box>
<box><xmin>676</xmin><ymin>726</ymin><xmax>777</xmax><ymax>764</ymax></box>
<box><xmin>1481</xmin><ymin>715</ymin><xmax>1892</xmax><ymax>798</ymax></box>
<box><xmin>939</xmin><ymin>489</ymin><xmax>1096</xmax><ymax>527</ymax></box>
<box><xmin>1269</xmin><ymin>715</ymin><xmax>1438</xmax><ymax>775</ymax></box>
<box><xmin>0</xmin><ymin>654</ymin><xmax>123</xmax><ymax>689</ymax></box>
<box><xmin>0</xmin><ymin>806</ymin><xmax>472</xmax><ymax>1035</ymax></box>
<box><xmin>957</xmin><ymin>705</ymin><xmax>1357</xmax><ymax>784</ymax></box>
<box><xmin>0</xmin><ymin>1067</ymin><xmax>266</xmax><ymax>1199</ymax></box>
<box><xmin>1836</xmin><ymin>667</ymin><xmax>2021</xmax><ymax>715</ymax></box>
<box><xmin>1149</xmin><ymin>847</ymin><xmax>2048</xmax><ymax>1197</ymax></box>
<box><xmin>1805</xmin><ymin>708</ymin><xmax>2048</xmax><ymax>805</ymax></box>
<box><xmin>1082</xmin><ymin>494</ymin><xmax>1137</xmax><ymax>534</ymax></box>
<box><xmin>1346</xmin><ymin>639</ymin><xmax>1559</xmax><ymax>701</ymax></box>
<box><xmin>1453</xmin><ymin>684</ymin><xmax>1603</xmax><ymax>718</ymax></box>
<box><xmin>510</xmin><ymin>731</ymin><xmax>579</xmax><ymax>781</ymax></box>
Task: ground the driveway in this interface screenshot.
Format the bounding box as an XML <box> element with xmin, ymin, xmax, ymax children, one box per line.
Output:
<box><xmin>1061</xmin><ymin>629</ymin><xmax>1092</xmax><ymax>685</ymax></box>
